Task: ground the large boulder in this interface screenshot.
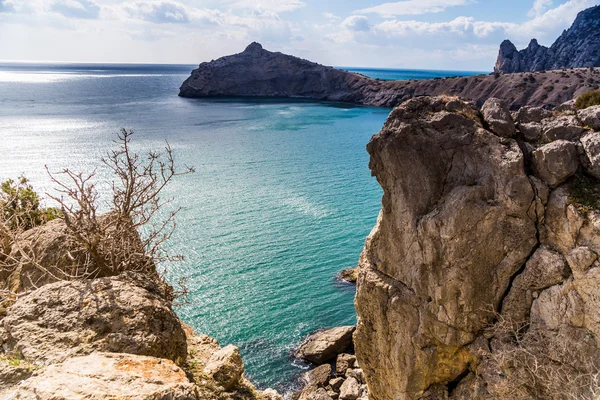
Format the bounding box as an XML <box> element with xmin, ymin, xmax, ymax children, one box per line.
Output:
<box><xmin>579</xmin><ymin>105</ymin><xmax>600</xmax><ymax>130</ymax></box>
<box><xmin>2</xmin><ymin>273</ymin><xmax>187</xmax><ymax>366</ymax></box>
<box><xmin>541</xmin><ymin>115</ymin><xmax>585</xmax><ymax>142</ymax></box>
<box><xmin>296</xmin><ymin>326</ymin><xmax>355</xmax><ymax>364</ymax></box>
<box><xmin>10</xmin><ymin>352</ymin><xmax>197</xmax><ymax>400</ymax></box>
<box><xmin>481</xmin><ymin>98</ymin><xmax>515</xmax><ymax>138</ymax></box>
<box><xmin>303</xmin><ymin>364</ymin><xmax>332</xmax><ymax>387</ymax></box>
<box><xmin>531</xmin><ymin>140</ymin><xmax>579</xmax><ymax>187</ymax></box>
<box><xmin>580</xmin><ymin>131</ymin><xmax>600</xmax><ymax>179</ymax></box>
<box><xmin>355</xmin><ymin>96</ymin><xmax>537</xmax><ymax>399</ymax></box>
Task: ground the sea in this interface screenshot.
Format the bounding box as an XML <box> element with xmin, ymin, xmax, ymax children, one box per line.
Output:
<box><xmin>0</xmin><ymin>63</ymin><xmax>483</xmax><ymax>394</ymax></box>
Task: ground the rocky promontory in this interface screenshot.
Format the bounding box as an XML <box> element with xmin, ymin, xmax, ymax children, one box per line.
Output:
<box><xmin>354</xmin><ymin>95</ymin><xmax>600</xmax><ymax>399</ymax></box>
<box><xmin>495</xmin><ymin>5</ymin><xmax>600</xmax><ymax>73</ymax></box>
<box><xmin>181</xmin><ymin>42</ymin><xmax>600</xmax><ymax>110</ymax></box>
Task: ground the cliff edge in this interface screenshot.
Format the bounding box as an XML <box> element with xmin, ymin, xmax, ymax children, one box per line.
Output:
<box><xmin>495</xmin><ymin>5</ymin><xmax>600</xmax><ymax>73</ymax></box>
<box><xmin>355</xmin><ymin>96</ymin><xmax>600</xmax><ymax>399</ymax></box>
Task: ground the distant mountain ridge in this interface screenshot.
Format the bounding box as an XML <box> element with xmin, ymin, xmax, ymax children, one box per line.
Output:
<box><xmin>180</xmin><ymin>42</ymin><xmax>600</xmax><ymax>110</ymax></box>
<box><xmin>495</xmin><ymin>5</ymin><xmax>600</xmax><ymax>73</ymax></box>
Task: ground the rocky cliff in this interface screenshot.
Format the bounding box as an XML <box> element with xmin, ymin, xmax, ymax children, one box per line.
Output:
<box><xmin>181</xmin><ymin>43</ymin><xmax>600</xmax><ymax>110</ymax></box>
<box><xmin>354</xmin><ymin>96</ymin><xmax>600</xmax><ymax>399</ymax></box>
<box><xmin>495</xmin><ymin>5</ymin><xmax>600</xmax><ymax>73</ymax></box>
<box><xmin>0</xmin><ymin>219</ymin><xmax>282</xmax><ymax>400</ymax></box>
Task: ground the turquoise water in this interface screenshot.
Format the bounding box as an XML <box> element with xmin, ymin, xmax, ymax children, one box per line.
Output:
<box><xmin>0</xmin><ymin>63</ymin><xmax>476</xmax><ymax>394</ymax></box>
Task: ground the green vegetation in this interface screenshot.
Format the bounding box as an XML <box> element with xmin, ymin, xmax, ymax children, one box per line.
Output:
<box><xmin>0</xmin><ymin>176</ymin><xmax>60</xmax><ymax>231</ymax></box>
<box><xmin>575</xmin><ymin>90</ymin><xmax>600</xmax><ymax>109</ymax></box>
<box><xmin>568</xmin><ymin>174</ymin><xmax>600</xmax><ymax>212</ymax></box>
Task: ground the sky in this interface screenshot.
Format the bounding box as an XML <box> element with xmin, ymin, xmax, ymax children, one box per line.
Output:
<box><xmin>0</xmin><ymin>0</ymin><xmax>599</xmax><ymax>70</ymax></box>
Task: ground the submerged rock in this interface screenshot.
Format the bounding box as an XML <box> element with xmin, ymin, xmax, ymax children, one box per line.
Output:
<box><xmin>296</xmin><ymin>326</ymin><xmax>355</xmax><ymax>364</ymax></box>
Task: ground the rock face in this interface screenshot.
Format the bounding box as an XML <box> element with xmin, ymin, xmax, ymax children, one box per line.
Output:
<box><xmin>180</xmin><ymin>42</ymin><xmax>600</xmax><ymax>110</ymax></box>
<box><xmin>2</xmin><ymin>272</ymin><xmax>188</xmax><ymax>366</ymax></box>
<box><xmin>354</xmin><ymin>96</ymin><xmax>600</xmax><ymax>399</ymax></box>
<box><xmin>495</xmin><ymin>5</ymin><xmax>600</xmax><ymax>73</ymax></box>
<box><xmin>295</xmin><ymin>326</ymin><xmax>355</xmax><ymax>364</ymax></box>
<box><xmin>11</xmin><ymin>352</ymin><xmax>198</xmax><ymax>400</ymax></box>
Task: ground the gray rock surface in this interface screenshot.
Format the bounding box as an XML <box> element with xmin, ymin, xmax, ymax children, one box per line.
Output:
<box><xmin>516</xmin><ymin>106</ymin><xmax>552</xmax><ymax>123</ymax></box>
<box><xmin>495</xmin><ymin>5</ymin><xmax>600</xmax><ymax>73</ymax></box>
<box><xmin>580</xmin><ymin>131</ymin><xmax>600</xmax><ymax>179</ymax></box>
<box><xmin>579</xmin><ymin>105</ymin><xmax>600</xmax><ymax>130</ymax></box>
<box><xmin>532</xmin><ymin>140</ymin><xmax>580</xmax><ymax>187</ymax></box>
<box><xmin>481</xmin><ymin>98</ymin><xmax>515</xmax><ymax>137</ymax></box>
<box><xmin>2</xmin><ymin>273</ymin><xmax>187</xmax><ymax>366</ymax></box>
<box><xmin>295</xmin><ymin>326</ymin><xmax>355</xmax><ymax>364</ymax></box>
<box><xmin>542</xmin><ymin>115</ymin><xmax>585</xmax><ymax>142</ymax></box>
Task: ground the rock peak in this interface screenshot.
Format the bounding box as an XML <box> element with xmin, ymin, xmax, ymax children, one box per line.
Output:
<box><xmin>494</xmin><ymin>4</ymin><xmax>600</xmax><ymax>73</ymax></box>
<box><xmin>244</xmin><ymin>42</ymin><xmax>263</xmax><ymax>53</ymax></box>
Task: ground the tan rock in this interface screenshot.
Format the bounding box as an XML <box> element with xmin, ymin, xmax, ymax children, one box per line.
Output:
<box><xmin>203</xmin><ymin>344</ymin><xmax>244</xmax><ymax>390</ymax></box>
<box><xmin>10</xmin><ymin>352</ymin><xmax>197</xmax><ymax>400</ymax></box>
<box><xmin>296</xmin><ymin>326</ymin><xmax>355</xmax><ymax>364</ymax></box>
<box><xmin>298</xmin><ymin>386</ymin><xmax>334</xmax><ymax>400</ymax></box>
<box><xmin>335</xmin><ymin>353</ymin><xmax>356</xmax><ymax>376</ymax></box>
<box><xmin>501</xmin><ymin>247</ymin><xmax>570</xmax><ymax>323</ymax></box>
<box><xmin>339</xmin><ymin>377</ymin><xmax>361</xmax><ymax>400</ymax></box>
<box><xmin>2</xmin><ymin>273</ymin><xmax>187</xmax><ymax>367</ymax></box>
<box><xmin>355</xmin><ymin>96</ymin><xmax>537</xmax><ymax>399</ymax></box>
<box><xmin>329</xmin><ymin>377</ymin><xmax>345</xmax><ymax>392</ymax></box>
<box><xmin>303</xmin><ymin>364</ymin><xmax>332</xmax><ymax>387</ymax></box>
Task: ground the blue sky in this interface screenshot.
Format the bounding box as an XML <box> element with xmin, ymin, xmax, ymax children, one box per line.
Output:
<box><xmin>0</xmin><ymin>0</ymin><xmax>598</xmax><ymax>70</ymax></box>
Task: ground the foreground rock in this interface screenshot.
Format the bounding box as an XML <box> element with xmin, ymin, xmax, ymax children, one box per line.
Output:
<box><xmin>354</xmin><ymin>95</ymin><xmax>600</xmax><ymax>399</ymax></box>
<box><xmin>180</xmin><ymin>42</ymin><xmax>600</xmax><ymax>110</ymax></box>
<box><xmin>11</xmin><ymin>352</ymin><xmax>197</xmax><ymax>400</ymax></box>
<box><xmin>0</xmin><ymin>272</ymin><xmax>282</xmax><ymax>400</ymax></box>
<box><xmin>2</xmin><ymin>272</ymin><xmax>187</xmax><ymax>366</ymax></box>
<box><xmin>495</xmin><ymin>5</ymin><xmax>600</xmax><ymax>73</ymax></box>
<box><xmin>295</xmin><ymin>326</ymin><xmax>355</xmax><ymax>364</ymax></box>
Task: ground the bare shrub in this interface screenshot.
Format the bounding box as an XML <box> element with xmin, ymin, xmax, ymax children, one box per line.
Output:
<box><xmin>1</xmin><ymin>129</ymin><xmax>193</xmax><ymax>305</ymax></box>
<box><xmin>47</xmin><ymin>129</ymin><xmax>194</xmax><ymax>283</ymax></box>
<box><xmin>482</xmin><ymin>313</ymin><xmax>600</xmax><ymax>400</ymax></box>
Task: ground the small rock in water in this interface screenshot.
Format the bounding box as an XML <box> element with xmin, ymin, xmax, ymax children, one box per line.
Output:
<box><xmin>337</xmin><ymin>267</ymin><xmax>358</xmax><ymax>283</ymax></box>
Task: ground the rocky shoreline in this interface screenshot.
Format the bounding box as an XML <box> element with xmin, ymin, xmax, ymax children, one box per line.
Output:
<box><xmin>180</xmin><ymin>42</ymin><xmax>600</xmax><ymax>110</ymax></box>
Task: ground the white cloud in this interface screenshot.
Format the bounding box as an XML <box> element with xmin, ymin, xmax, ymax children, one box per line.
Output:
<box><xmin>225</xmin><ymin>0</ymin><xmax>306</xmax><ymax>13</ymax></box>
<box><xmin>341</xmin><ymin>15</ymin><xmax>370</xmax><ymax>32</ymax></box>
<box><xmin>125</xmin><ymin>1</ymin><xmax>191</xmax><ymax>24</ymax></box>
<box><xmin>528</xmin><ymin>0</ymin><xmax>553</xmax><ymax>17</ymax></box>
<box><xmin>323</xmin><ymin>12</ymin><xmax>340</xmax><ymax>21</ymax></box>
<box><xmin>50</xmin><ymin>0</ymin><xmax>100</xmax><ymax>19</ymax></box>
<box><xmin>356</xmin><ymin>0</ymin><xmax>472</xmax><ymax>17</ymax></box>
